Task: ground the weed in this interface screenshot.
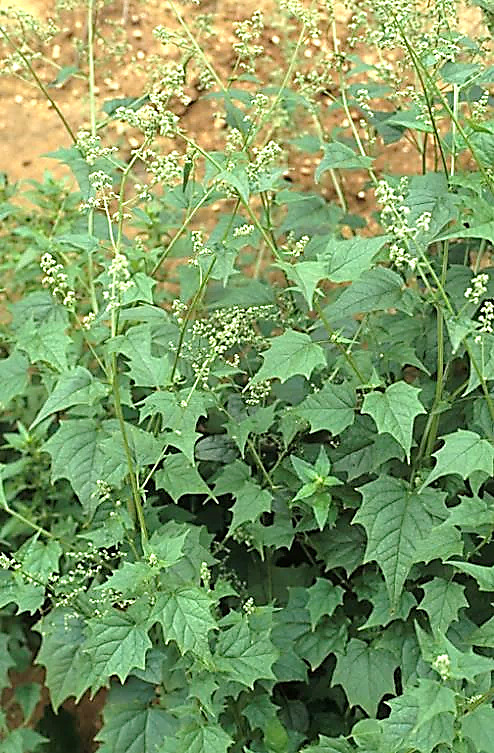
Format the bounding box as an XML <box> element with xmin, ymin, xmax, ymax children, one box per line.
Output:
<box><xmin>1</xmin><ymin>0</ymin><xmax>494</xmax><ymax>751</ymax></box>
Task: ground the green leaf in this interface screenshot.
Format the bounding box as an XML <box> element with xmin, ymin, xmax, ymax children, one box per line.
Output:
<box><xmin>35</xmin><ymin>608</ymin><xmax>93</xmax><ymax>710</ymax></box>
<box><xmin>102</xmin><ymin>95</ymin><xmax>149</xmax><ymax>115</ymax></box>
<box><xmin>276</xmin><ymin>260</ymin><xmax>326</xmax><ymax>308</ymax></box>
<box><xmin>264</xmin><ymin>716</ymin><xmax>289</xmax><ymax>753</ymax></box>
<box><xmin>414</xmin><ymin>521</ymin><xmax>463</xmax><ymax>564</ymax></box>
<box><xmin>359</xmin><ymin>576</ymin><xmax>416</xmax><ymax>629</ymax></box>
<box><xmin>0</xmin><ymin>570</ymin><xmax>44</xmax><ymax>615</ymax></box>
<box><xmin>108</xmin><ymin>324</ymin><xmax>171</xmax><ymax>388</ymax></box>
<box><xmin>324</xmin><ymin>267</ymin><xmax>405</xmax><ymax>322</ymax></box>
<box><xmin>227</xmin><ymin>403</ymin><xmax>277</xmax><ymax>457</ymax></box>
<box><xmin>95</xmin><ymin>678</ymin><xmax>178</xmax><ymax>753</ymax></box>
<box><xmin>31</xmin><ymin>366</ymin><xmax>107</xmax><ymax>429</ymax></box>
<box><xmin>215</xmin><ymin>618</ymin><xmax>279</xmax><ymax>688</ymax></box>
<box><xmin>461</xmin><ymin>704</ymin><xmax>494</xmax><ymax>752</ymax></box>
<box><xmin>42</xmin><ymin>419</ymin><xmax>112</xmax><ymax>514</ymax></box>
<box><xmin>362</xmin><ymin>381</ymin><xmax>425</xmax><ymax>461</ymax></box>
<box><xmin>307</xmin><ymin>578</ymin><xmax>344</xmax><ymax>630</ymax></box>
<box><xmin>383</xmin><ymin>107</ymin><xmax>434</xmax><ymax>133</ymax></box>
<box><xmin>332</xmin><ymin>639</ymin><xmax>396</xmax><ymax>716</ymax></box>
<box><xmin>151</xmin><ymin>586</ymin><xmax>216</xmax><ymax>660</ymax></box>
<box><xmin>146</xmin><ymin>526</ymin><xmax>189</xmax><ymax>568</ymax></box>
<box><xmin>301</xmin><ymin>736</ymin><xmax>353</xmax><ymax>753</ymax></box>
<box><xmin>154</xmin><ymin>453</ymin><xmax>211</xmax><ymax>503</ymax></box>
<box><xmin>420</xmin><ymin>578</ymin><xmax>468</xmax><ymax>634</ymax></box>
<box><xmin>0</xmin><ymin>634</ymin><xmax>15</xmax><ymax>693</ymax></box>
<box><xmin>422</xmin><ymin>430</ymin><xmax>494</xmax><ymax>489</ymax></box>
<box><xmin>354</xmin><ymin>477</ymin><xmax>439</xmax><ymax>605</ymax></box>
<box><xmin>17</xmin><ymin>536</ymin><xmax>62</xmax><ymax>585</ymax></box>
<box><xmin>229</xmin><ymin>480</ymin><xmax>272</xmax><ymax>535</ymax></box>
<box><xmin>43</xmin><ymin>145</ymin><xmax>92</xmax><ymax>198</ymax></box>
<box><xmin>175</xmin><ymin>721</ymin><xmax>233</xmax><ymax>753</ymax></box>
<box><xmin>445</xmin><ymin>312</ymin><xmax>476</xmax><ymax>353</ymax></box>
<box><xmin>14</xmin><ymin>683</ymin><xmax>41</xmax><ymax>724</ymax></box>
<box><xmin>101</xmin><ymin>422</ymin><xmax>164</xmax><ymax>475</ymax></box>
<box><xmin>0</xmin><ymin>351</ymin><xmax>30</xmax><ymax>409</ymax></box>
<box><xmin>0</xmin><ymin>728</ymin><xmax>48</xmax><ymax>753</ymax></box>
<box><xmin>445</xmin><ymin>560</ymin><xmax>494</xmax><ymax>591</ymax></box>
<box><xmin>294</xmin><ymin>382</ymin><xmax>356</xmax><ymax>436</ymax></box>
<box><xmin>416</xmin><ymin>624</ymin><xmax>494</xmax><ymax>682</ymax></box>
<box><xmin>469</xmin><ymin>615</ymin><xmax>494</xmax><ymax>646</ymax></box>
<box><xmin>216</xmin><ymin>166</ymin><xmax>250</xmax><ymax>202</ymax></box>
<box><xmin>139</xmin><ymin>390</ymin><xmax>214</xmax><ymax>463</ymax></box>
<box><xmin>96</xmin><ymin>561</ymin><xmax>155</xmax><ymax>599</ymax></box>
<box><xmin>48</xmin><ymin>64</ymin><xmax>79</xmax><ymax>86</ymax></box>
<box><xmin>333</xmin><ymin>416</ymin><xmax>404</xmax><ymax>480</ymax></box>
<box><xmin>312</xmin><ymin>515</ymin><xmax>366</xmax><ymax>574</ymax></box>
<box><xmin>84</xmin><ymin>604</ymin><xmax>152</xmax><ymax>692</ymax></box>
<box><xmin>253</xmin><ymin>329</ymin><xmax>326</xmax><ymax>384</ymax></box>
<box><xmin>315</xmin><ymin>142</ymin><xmax>374</xmax><ymax>180</ymax></box>
<box><xmin>17</xmin><ymin>315</ymin><xmax>71</xmax><ymax>372</ymax></box>
<box><xmin>297</xmin><ymin>616</ymin><xmax>347</xmax><ymax>672</ymax></box>
<box><xmin>380</xmin><ymin>680</ymin><xmax>455</xmax><ymax>752</ymax></box>
<box><xmin>447</xmin><ymin>493</ymin><xmax>494</xmax><ymax>530</ymax></box>
<box><xmin>318</xmin><ymin>235</ymin><xmax>388</xmax><ymax>283</ymax></box>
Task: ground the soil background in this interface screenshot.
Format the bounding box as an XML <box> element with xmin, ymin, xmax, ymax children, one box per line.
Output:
<box><xmin>0</xmin><ymin>1</ymin><xmax>486</xmax><ymax>214</ymax></box>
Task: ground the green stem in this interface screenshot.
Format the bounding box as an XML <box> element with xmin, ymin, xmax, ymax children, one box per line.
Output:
<box><xmin>110</xmin><ymin>353</ymin><xmax>148</xmax><ymax>544</ymax></box>
<box><xmin>0</xmin><ymin>26</ymin><xmax>76</xmax><ymax>143</ymax></box>
<box><xmin>151</xmin><ymin>183</ymin><xmax>217</xmax><ymax>277</ymax></box>
<box><xmin>87</xmin><ymin>0</ymin><xmax>98</xmax><ymax>313</ymax></box>
<box><xmin>314</xmin><ymin>300</ymin><xmax>366</xmax><ymax>383</ymax></box>
<box><xmin>169</xmin><ymin>256</ymin><xmax>217</xmax><ymax>385</ymax></box>
<box><xmin>1</xmin><ymin>500</ymin><xmax>54</xmax><ymax>539</ymax></box>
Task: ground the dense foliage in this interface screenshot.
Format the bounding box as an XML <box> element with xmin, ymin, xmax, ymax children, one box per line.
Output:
<box><xmin>1</xmin><ymin>0</ymin><xmax>494</xmax><ymax>750</ymax></box>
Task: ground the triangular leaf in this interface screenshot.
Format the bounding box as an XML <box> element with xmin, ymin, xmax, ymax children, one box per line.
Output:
<box><xmin>318</xmin><ymin>235</ymin><xmax>388</xmax><ymax>283</ymax></box>
<box><xmin>354</xmin><ymin>477</ymin><xmax>439</xmax><ymax>605</ymax></box>
<box><xmin>253</xmin><ymin>329</ymin><xmax>326</xmax><ymax>384</ymax></box>
<box><xmin>151</xmin><ymin>586</ymin><xmax>216</xmax><ymax>660</ymax></box>
<box><xmin>84</xmin><ymin>604</ymin><xmax>152</xmax><ymax>693</ymax></box>
<box><xmin>422</xmin><ymin>430</ymin><xmax>494</xmax><ymax>489</ymax></box>
<box><xmin>332</xmin><ymin>639</ymin><xmax>396</xmax><ymax>716</ymax></box>
<box><xmin>362</xmin><ymin>381</ymin><xmax>425</xmax><ymax>460</ymax></box>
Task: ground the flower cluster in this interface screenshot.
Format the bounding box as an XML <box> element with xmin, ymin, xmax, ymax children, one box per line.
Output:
<box><xmin>471</xmin><ymin>90</ymin><xmax>489</xmax><ymax>122</ymax></box>
<box><xmin>76</xmin><ymin>131</ymin><xmax>118</xmax><ymax>166</ymax></box>
<box><xmin>81</xmin><ymin>311</ymin><xmax>96</xmax><ymax>330</ymax></box>
<box><xmin>244</xmin><ymin>378</ymin><xmax>272</xmax><ymax>406</ymax></box>
<box><xmin>182</xmin><ymin>305</ymin><xmax>275</xmax><ymax>388</ymax></box>
<box><xmin>477</xmin><ymin>299</ymin><xmax>494</xmax><ymax>336</ymax></box>
<box><xmin>80</xmin><ymin>170</ymin><xmax>118</xmax><ymax>211</ymax></box>
<box><xmin>40</xmin><ymin>252</ymin><xmax>75</xmax><ymax>307</ymax></box>
<box><xmin>375</xmin><ymin>178</ymin><xmax>431</xmax><ymax>271</ymax></box>
<box><xmin>282</xmin><ymin>232</ymin><xmax>310</xmax><ymax>259</ymax></box>
<box><xmin>200</xmin><ymin>561</ymin><xmax>211</xmax><ymax>590</ymax></box>
<box><xmin>233</xmin><ymin>10</ymin><xmax>264</xmax><ymax>74</ymax></box>
<box><xmin>279</xmin><ymin>0</ymin><xmax>321</xmax><ymax>40</ymax></box>
<box><xmin>103</xmin><ymin>253</ymin><xmax>134</xmax><ymax>312</ymax></box>
<box><xmin>246</xmin><ymin>140</ymin><xmax>283</xmax><ymax>191</ymax></box>
<box><xmin>464</xmin><ymin>273</ymin><xmax>488</xmax><ymax>305</ymax></box>
<box><xmin>294</xmin><ymin>66</ymin><xmax>334</xmax><ymax>110</ymax></box>
<box><xmin>433</xmin><ymin>653</ymin><xmax>451</xmax><ymax>681</ymax></box>
<box><xmin>188</xmin><ymin>230</ymin><xmax>214</xmax><ymax>267</ymax></box>
<box><xmin>233</xmin><ymin>223</ymin><xmax>255</xmax><ymax>238</ymax></box>
<box><xmin>242</xmin><ymin>596</ymin><xmax>256</xmax><ymax>614</ymax></box>
<box><xmin>141</xmin><ymin>148</ymin><xmax>183</xmax><ymax>188</ymax></box>
<box><xmin>115</xmin><ymin>98</ymin><xmax>180</xmax><ymax>139</ymax></box>
<box><xmin>156</xmin><ymin>62</ymin><xmax>190</xmax><ymax>106</ymax></box>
